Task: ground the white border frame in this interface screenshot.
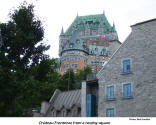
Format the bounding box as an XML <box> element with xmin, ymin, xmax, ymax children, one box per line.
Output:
<box><xmin>105</xmin><ymin>84</ymin><xmax>116</xmax><ymax>100</ymax></box>
<box><xmin>122</xmin><ymin>82</ymin><xmax>133</xmax><ymax>98</ymax></box>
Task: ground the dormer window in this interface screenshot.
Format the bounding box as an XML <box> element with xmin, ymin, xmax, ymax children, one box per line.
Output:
<box><xmin>91</xmin><ymin>50</ymin><xmax>94</xmax><ymax>54</ymax></box>
<box><xmin>69</xmin><ymin>44</ymin><xmax>73</xmax><ymax>48</ymax></box>
<box><xmin>95</xmin><ymin>48</ymin><xmax>98</xmax><ymax>51</ymax></box>
<box><xmin>76</xmin><ymin>39</ymin><xmax>80</xmax><ymax>43</ymax></box>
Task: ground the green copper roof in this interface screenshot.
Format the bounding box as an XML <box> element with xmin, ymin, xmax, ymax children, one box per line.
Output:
<box><xmin>61</xmin><ymin>31</ymin><xmax>89</xmax><ymax>54</ymax></box>
<box><xmin>64</xmin><ymin>14</ymin><xmax>115</xmax><ymax>36</ymax></box>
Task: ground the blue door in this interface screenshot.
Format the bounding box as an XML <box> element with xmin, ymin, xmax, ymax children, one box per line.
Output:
<box><xmin>86</xmin><ymin>94</ymin><xmax>96</xmax><ymax>117</ymax></box>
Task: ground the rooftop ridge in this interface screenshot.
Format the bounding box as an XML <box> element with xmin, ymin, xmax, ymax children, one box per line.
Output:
<box><xmin>131</xmin><ymin>18</ymin><xmax>156</xmax><ymax>27</ymax></box>
<box><xmin>60</xmin><ymin>89</ymin><xmax>81</xmax><ymax>94</ymax></box>
<box><xmin>77</xmin><ymin>13</ymin><xmax>105</xmax><ymax>17</ymax></box>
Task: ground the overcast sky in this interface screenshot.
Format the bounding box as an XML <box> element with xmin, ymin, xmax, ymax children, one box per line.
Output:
<box><xmin>0</xmin><ymin>0</ymin><xmax>156</xmax><ymax>58</ymax></box>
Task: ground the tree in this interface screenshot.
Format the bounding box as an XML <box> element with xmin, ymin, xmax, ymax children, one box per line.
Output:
<box><xmin>0</xmin><ymin>2</ymin><xmax>49</xmax><ymax>72</ymax></box>
<box><xmin>56</xmin><ymin>66</ymin><xmax>92</xmax><ymax>91</ymax></box>
<box><xmin>0</xmin><ymin>2</ymin><xmax>52</xmax><ymax>116</ymax></box>
<box><xmin>56</xmin><ymin>69</ymin><xmax>77</xmax><ymax>91</ymax></box>
<box><xmin>75</xmin><ymin>66</ymin><xmax>92</xmax><ymax>88</ymax></box>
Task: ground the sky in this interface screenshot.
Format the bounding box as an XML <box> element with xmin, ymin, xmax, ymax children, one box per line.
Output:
<box><xmin>0</xmin><ymin>0</ymin><xmax>156</xmax><ymax>58</ymax></box>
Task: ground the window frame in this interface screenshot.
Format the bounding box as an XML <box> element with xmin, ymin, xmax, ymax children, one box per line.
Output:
<box><xmin>106</xmin><ymin>85</ymin><xmax>115</xmax><ymax>100</ymax></box>
<box><xmin>122</xmin><ymin>59</ymin><xmax>131</xmax><ymax>73</ymax></box>
<box><xmin>122</xmin><ymin>83</ymin><xmax>133</xmax><ymax>99</ymax></box>
<box><xmin>64</xmin><ymin>64</ymin><xmax>69</xmax><ymax>68</ymax></box>
<box><xmin>106</xmin><ymin>108</ymin><xmax>115</xmax><ymax>117</ymax></box>
<box><xmin>72</xmin><ymin>63</ymin><xmax>78</xmax><ymax>68</ymax></box>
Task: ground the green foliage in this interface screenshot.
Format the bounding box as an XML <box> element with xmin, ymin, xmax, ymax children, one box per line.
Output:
<box><xmin>57</xmin><ymin>69</ymin><xmax>77</xmax><ymax>91</ymax></box>
<box><xmin>0</xmin><ymin>2</ymin><xmax>55</xmax><ymax>116</ymax></box>
<box><xmin>57</xmin><ymin>66</ymin><xmax>92</xmax><ymax>91</ymax></box>
<box><xmin>75</xmin><ymin>66</ymin><xmax>92</xmax><ymax>88</ymax></box>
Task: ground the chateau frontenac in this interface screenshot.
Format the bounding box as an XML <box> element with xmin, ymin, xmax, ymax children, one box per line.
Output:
<box><xmin>59</xmin><ymin>13</ymin><xmax>121</xmax><ymax>74</ymax></box>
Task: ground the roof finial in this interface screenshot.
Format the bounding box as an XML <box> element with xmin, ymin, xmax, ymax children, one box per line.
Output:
<box><xmin>77</xmin><ymin>12</ymin><xmax>79</xmax><ymax>17</ymax></box>
<box><xmin>103</xmin><ymin>10</ymin><xmax>105</xmax><ymax>15</ymax></box>
<box><xmin>60</xmin><ymin>26</ymin><xmax>64</xmax><ymax>35</ymax></box>
<box><xmin>112</xmin><ymin>21</ymin><xmax>116</xmax><ymax>31</ymax></box>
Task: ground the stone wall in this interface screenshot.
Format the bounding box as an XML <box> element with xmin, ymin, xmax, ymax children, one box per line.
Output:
<box><xmin>97</xmin><ymin>19</ymin><xmax>156</xmax><ymax>117</ymax></box>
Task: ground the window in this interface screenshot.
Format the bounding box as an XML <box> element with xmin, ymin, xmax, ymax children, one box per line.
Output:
<box><xmin>106</xmin><ymin>85</ymin><xmax>114</xmax><ymax>100</ymax></box>
<box><xmin>72</xmin><ymin>109</ymin><xmax>77</xmax><ymax>117</ymax></box>
<box><xmin>64</xmin><ymin>64</ymin><xmax>69</xmax><ymax>68</ymax></box>
<box><xmin>92</xmin><ymin>68</ymin><xmax>95</xmax><ymax>73</ymax></box>
<box><xmin>69</xmin><ymin>44</ymin><xmax>73</xmax><ymax>48</ymax></box>
<box><xmin>76</xmin><ymin>39</ymin><xmax>80</xmax><ymax>43</ymax></box>
<box><xmin>52</xmin><ymin>111</ymin><xmax>55</xmax><ymax>117</ymax></box>
<box><xmin>123</xmin><ymin>83</ymin><xmax>132</xmax><ymax>98</ymax></box>
<box><xmin>72</xmin><ymin>64</ymin><xmax>78</xmax><ymax>68</ymax></box>
<box><xmin>123</xmin><ymin>59</ymin><xmax>131</xmax><ymax>73</ymax></box>
<box><xmin>106</xmin><ymin>108</ymin><xmax>114</xmax><ymax>117</ymax></box>
<box><xmin>95</xmin><ymin>48</ymin><xmax>98</xmax><ymax>51</ymax></box>
<box><xmin>75</xmin><ymin>57</ymin><xmax>80</xmax><ymax>61</ymax></box>
<box><xmin>62</xmin><ymin>111</ymin><xmax>66</xmax><ymax>117</ymax></box>
<box><xmin>77</xmin><ymin>58</ymin><xmax>80</xmax><ymax>61</ymax></box>
<box><xmin>91</xmin><ymin>50</ymin><xmax>94</xmax><ymax>54</ymax></box>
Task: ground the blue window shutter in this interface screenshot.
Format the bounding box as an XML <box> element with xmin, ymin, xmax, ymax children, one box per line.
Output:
<box><xmin>110</xmin><ymin>86</ymin><xmax>114</xmax><ymax>98</ymax></box>
<box><xmin>123</xmin><ymin>59</ymin><xmax>131</xmax><ymax>73</ymax></box>
<box><xmin>123</xmin><ymin>60</ymin><xmax>127</xmax><ymax>72</ymax></box>
<box><xmin>107</xmin><ymin>86</ymin><xmax>114</xmax><ymax>99</ymax></box>
<box><xmin>107</xmin><ymin>87</ymin><xmax>110</xmax><ymax>99</ymax></box>
<box><xmin>127</xmin><ymin>83</ymin><xmax>131</xmax><ymax>97</ymax></box>
<box><xmin>126</xmin><ymin>60</ymin><xmax>130</xmax><ymax>72</ymax></box>
<box><xmin>123</xmin><ymin>83</ymin><xmax>132</xmax><ymax>98</ymax></box>
<box><xmin>123</xmin><ymin>84</ymin><xmax>127</xmax><ymax>97</ymax></box>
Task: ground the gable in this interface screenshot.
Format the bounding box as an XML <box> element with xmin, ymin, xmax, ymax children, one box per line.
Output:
<box><xmin>97</xmin><ymin>19</ymin><xmax>156</xmax><ymax>82</ymax></box>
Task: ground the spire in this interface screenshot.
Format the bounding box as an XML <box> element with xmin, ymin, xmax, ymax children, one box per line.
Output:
<box><xmin>77</xmin><ymin>12</ymin><xmax>79</xmax><ymax>17</ymax></box>
<box><xmin>112</xmin><ymin>21</ymin><xmax>116</xmax><ymax>31</ymax></box>
<box><xmin>60</xmin><ymin>27</ymin><xmax>64</xmax><ymax>36</ymax></box>
<box><xmin>103</xmin><ymin>10</ymin><xmax>105</xmax><ymax>15</ymax></box>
